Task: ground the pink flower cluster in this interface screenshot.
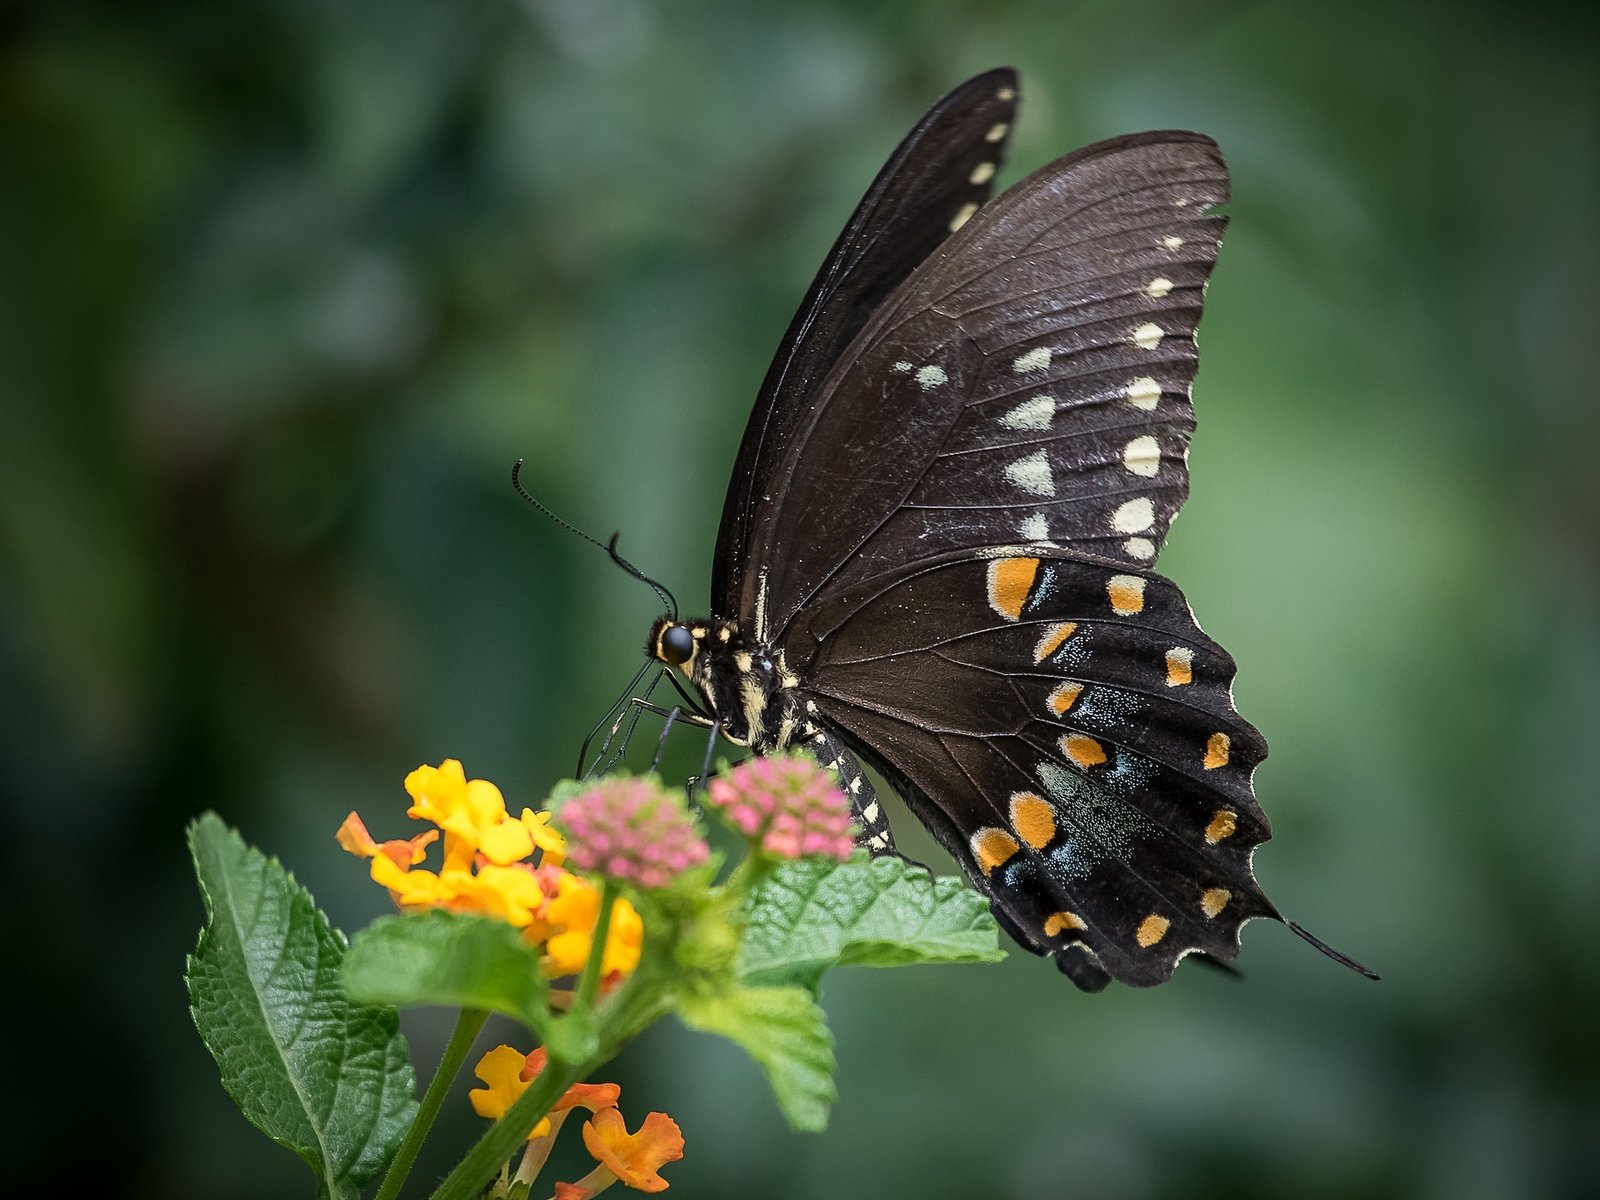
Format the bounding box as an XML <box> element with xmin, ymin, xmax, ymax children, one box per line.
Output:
<box><xmin>557</xmin><ymin>779</ymin><xmax>710</xmax><ymax>890</ymax></box>
<box><xmin>705</xmin><ymin>755</ymin><xmax>855</xmax><ymax>860</ymax></box>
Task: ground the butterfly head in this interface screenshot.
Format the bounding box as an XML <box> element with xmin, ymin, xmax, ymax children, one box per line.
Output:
<box><xmin>647</xmin><ymin>616</ymin><xmax>705</xmax><ymax>674</ymax></box>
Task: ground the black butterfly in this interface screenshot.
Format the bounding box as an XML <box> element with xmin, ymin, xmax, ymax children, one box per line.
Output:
<box><xmin>640</xmin><ymin>67</ymin><xmax>1372</xmax><ymax>991</ymax></box>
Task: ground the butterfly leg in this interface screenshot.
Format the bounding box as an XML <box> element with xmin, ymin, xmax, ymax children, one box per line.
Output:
<box><xmin>798</xmin><ymin>730</ymin><xmax>897</xmax><ymax>856</ymax></box>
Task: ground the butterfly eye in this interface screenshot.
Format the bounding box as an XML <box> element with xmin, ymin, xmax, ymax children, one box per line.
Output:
<box><xmin>659</xmin><ymin>624</ymin><xmax>695</xmax><ymax>665</ymax></box>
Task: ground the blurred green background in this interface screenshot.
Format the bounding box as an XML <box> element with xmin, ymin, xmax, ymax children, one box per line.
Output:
<box><xmin>4</xmin><ymin>0</ymin><xmax>1595</xmax><ymax>1196</ymax></box>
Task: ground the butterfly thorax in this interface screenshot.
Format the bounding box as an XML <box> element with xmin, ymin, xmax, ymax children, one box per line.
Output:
<box><xmin>648</xmin><ymin>616</ymin><xmax>805</xmax><ymax>750</ymax></box>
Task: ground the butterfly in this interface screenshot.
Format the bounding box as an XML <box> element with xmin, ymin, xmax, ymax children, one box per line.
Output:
<box><xmin>639</xmin><ymin>67</ymin><xmax>1372</xmax><ymax>991</ymax></box>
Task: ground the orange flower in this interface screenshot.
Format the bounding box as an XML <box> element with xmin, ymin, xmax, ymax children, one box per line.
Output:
<box><xmin>520</xmin><ymin>1048</ymin><xmax>621</xmax><ymax>1114</ymax></box>
<box><xmin>579</xmin><ymin>1108</ymin><xmax>684</xmax><ymax>1193</ymax></box>
<box><xmin>553</xmin><ymin>1185</ymin><xmax>592</xmax><ymax>1200</ymax></box>
<box><xmin>469</xmin><ymin>1045</ymin><xmax>626</xmax><ymax>1141</ymax></box>
<box><xmin>335</xmin><ymin>812</ymin><xmax>437</xmax><ymax>871</ymax></box>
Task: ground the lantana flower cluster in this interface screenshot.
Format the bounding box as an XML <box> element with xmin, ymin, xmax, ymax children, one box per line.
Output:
<box><xmin>338</xmin><ymin>759</ymin><xmax>643</xmax><ymax>979</ymax></box>
<box><xmin>556</xmin><ymin>778</ymin><xmax>710</xmax><ymax>889</ymax></box>
<box><xmin>471</xmin><ymin>1045</ymin><xmax>683</xmax><ymax>1195</ymax></box>
<box><xmin>705</xmin><ymin>754</ymin><xmax>855</xmax><ymax>860</ymax></box>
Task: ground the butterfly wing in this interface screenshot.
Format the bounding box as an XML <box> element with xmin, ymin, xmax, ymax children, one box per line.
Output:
<box><xmin>787</xmin><ymin>550</ymin><xmax>1276</xmax><ymax>988</ymax></box>
<box><xmin>735</xmin><ymin>131</ymin><xmax>1228</xmax><ymax>643</ymax></box>
<box><xmin>733</xmin><ymin>127</ymin><xmax>1263</xmax><ymax>988</ymax></box>
<box><xmin>713</xmin><ymin>67</ymin><xmax>1020</xmax><ymax>621</ymax></box>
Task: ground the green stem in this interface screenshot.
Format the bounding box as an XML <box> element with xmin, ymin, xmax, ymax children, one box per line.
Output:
<box><xmin>375</xmin><ymin>1007</ymin><xmax>489</xmax><ymax>1200</ymax></box>
<box><xmin>429</xmin><ymin>883</ymin><xmax>624</xmax><ymax>1200</ymax></box>
<box><xmin>575</xmin><ymin>879</ymin><xmax>619</xmax><ymax>1013</ymax></box>
<box><xmin>427</xmin><ymin>1052</ymin><xmax>593</xmax><ymax>1200</ymax></box>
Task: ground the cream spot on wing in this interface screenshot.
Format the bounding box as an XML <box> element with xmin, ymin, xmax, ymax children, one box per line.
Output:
<box><xmin>1111</xmin><ymin>497</ymin><xmax>1155</xmax><ymax>533</ymax></box>
<box><xmin>1005</xmin><ymin>451</ymin><xmax>1055</xmax><ymax>497</ymax></box>
<box><xmin>1132</xmin><ymin>322</ymin><xmax>1164</xmax><ymax>350</ymax></box>
<box><xmin>1123</xmin><ymin>435</ymin><xmax>1160</xmax><ymax>476</ymax></box>
<box><xmin>1124</xmin><ymin>537</ymin><xmax>1155</xmax><ymax>560</ymax></box>
<box><xmin>1019</xmin><ymin>513</ymin><xmax>1050</xmax><ymax>541</ymax></box>
<box><xmin>1163</xmin><ymin>235</ymin><xmax>1184</xmax><ymax>250</ymax></box>
<box><xmin>1174</xmin><ymin>197</ymin><xmax>1191</xmax><ymax>207</ymax></box>
<box><xmin>986</xmin><ymin>121</ymin><xmax>1009</xmax><ymax>142</ymax></box>
<box><xmin>915</xmin><ymin>364</ymin><xmax>948</xmax><ymax>390</ymax></box>
<box><xmin>1201</xmin><ymin>888</ymin><xmax>1230</xmax><ymax>918</ymax></box>
<box><xmin>1012</xmin><ymin>346</ymin><xmax>1052</xmax><ymax>373</ymax></box>
<box><xmin>891</xmin><ymin>361</ymin><xmax>912</xmax><ymax>373</ymax></box>
<box><xmin>1165</xmin><ymin>647</ymin><xmax>1194</xmax><ymax>687</ymax></box>
<box><xmin>996</xmin><ymin>85</ymin><xmax>1017</xmax><ymax>101</ymax></box>
<box><xmin>1001</xmin><ymin>394</ymin><xmax>1054</xmax><ymax>430</ymax></box>
<box><xmin>969</xmin><ymin>161</ymin><xmax>996</xmax><ymax>185</ymax></box>
<box><xmin>1125</xmin><ymin>376</ymin><xmax>1161</xmax><ymax>411</ymax></box>
<box><xmin>1145</xmin><ymin>277</ymin><xmax>1175</xmax><ymax>298</ymax></box>
<box><xmin>949</xmin><ymin>202</ymin><xmax>978</xmax><ymax>232</ymax></box>
<box><xmin>1108</xmin><ymin>575</ymin><xmax>1146</xmax><ymax>614</ymax></box>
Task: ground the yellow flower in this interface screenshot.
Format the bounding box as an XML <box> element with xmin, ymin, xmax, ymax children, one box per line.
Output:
<box><xmin>340</xmin><ymin>760</ymin><xmax>644</xmax><ymax>987</ymax></box>
<box><xmin>470</xmin><ymin>1045</ymin><xmax>555</xmax><ymax>1139</ymax></box>
<box><xmin>404</xmin><ymin>759</ymin><xmax>534</xmax><ymax>866</ymax></box>
<box><xmin>542</xmin><ymin>873</ymin><xmax>644</xmax><ymax>979</ymax></box>
<box><xmin>522</xmin><ymin>808</ymin><xmax>567</xmax><ymax>867</ymax></box>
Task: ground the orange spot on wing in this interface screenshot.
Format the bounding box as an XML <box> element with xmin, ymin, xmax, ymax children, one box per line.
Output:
<box><xmin>987</xmin><ymin>557</ymin><xmax>1040</xmax><ymax>621</ymax></box>
<box><xmin>1165</xmin><ymin>647</ymin><xmax>1193</xmax><ymax>687</ymax></box>
<box><xmin>1044</xmin><ymin>911</ymin><xmax>1087</xmax><ymax>937</ymax></box>
<box><xmin>1009</xmin><ymin>793</ymin><xmax>1056</xmax><ymax>849</ymax></box>
<box><xmin>1136</xmin><ymin>914</ymin><xmax>1170</xmax><ymax>947</ymax></box>
<box><xmin>971</xmin><ymin>827</ymin><xmax>1020</xmax><ymax>874</ymax></box>
<box><xmin>1047</xmin><ymin>681</ymin><xmax>1083</xmax><ymax>716</ymax></box>
<box><xmin>1200</xmin><ymin>888</ymin><xmax>1230</xmax><ymax>918</ymax></box>
<box><xmin>1204</xmin><ymin>732</ymin><xmax>1231</xmax><ymax>769</ymax></box>
<box><xmin>1205</xmin><ymin>809</ymin><xmax>1237</xmax><ymax>843</ymax></box>
<box><xmin>1108</xmin><ymin>574</ymin><xmax>1146</xmax><ymax>614</ymax></box>
<box><xmin>1060</xmin><ymin>733</ymin><xmax>1107</xmax><ymax>768</ymax></box>
<box><xmin>1034</xmin><ymin>621</ymin><xmax>1077</xmax><ymax>663</ymax></box>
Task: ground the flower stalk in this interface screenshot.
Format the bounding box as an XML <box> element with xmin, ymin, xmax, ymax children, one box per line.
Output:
<box><xmin>374</xmin><ymin>1007</ymin><xmax>489</xmax><ymax>1200</ymax></box>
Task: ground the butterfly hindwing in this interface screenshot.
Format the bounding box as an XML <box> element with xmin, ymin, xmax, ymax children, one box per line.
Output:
<box><xmin>742</xmin><ymin>132</ymin><xmax>1228</xmax><ymax>644</ymax></box>
<box><xmin>788</xmin><ymin>550</ymin><xmax>1276</xmax><ymax>988</ymax></box>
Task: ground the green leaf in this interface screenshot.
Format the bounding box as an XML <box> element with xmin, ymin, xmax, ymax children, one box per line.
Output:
<box><xmin>343</xmin><ymin>910</ymin><xmax>550</xmax><ymax>1035</ymax></box>
<box><xmin>738</xmin><ymin>852</ymin><xmax>1006</xmax><ymax>990</ymax></box>
<box><xmin>677</xmin><ymin>985</ymin><xmax>836</xmax><ymax>1132</ymax></box>
<box><xmin>185</xmin><ymin>814</ymin><xmax>416</xmax><ymax>1200</ymax></box>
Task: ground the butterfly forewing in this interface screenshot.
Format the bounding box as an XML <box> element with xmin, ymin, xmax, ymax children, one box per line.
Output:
<box><xmin>714</xmin><ymin>68</ymin><xmax>1020</xmax><ymax>624</ymax></box>
<box><xmin>742</xmin><ymin>132</ymin><xmax>1227</xmax><ymax>644</ymax></box>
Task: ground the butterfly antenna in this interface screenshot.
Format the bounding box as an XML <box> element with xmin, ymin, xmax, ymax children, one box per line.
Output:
<box><xmin>605</xmin><ymin>532</ymin><xmax>677</xmax><ymax>621</ymax></box>
<box><xmin>510</xmin><ymin>459</ymin><xmax>677</xmax><ymax>618</ymax></box>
